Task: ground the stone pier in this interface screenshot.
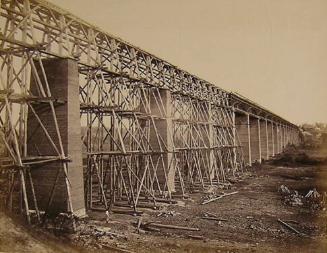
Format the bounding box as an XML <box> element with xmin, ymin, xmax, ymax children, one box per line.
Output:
<box><xmin>147</xmin><ymin>88</ymin><xmax>175</xmax><ymax>192</ymax></box>
<box><xmin>27</xmin><ymin>58</ymin><xmax>85</xmax><ymax>216</ymax></box>
<box><xmin>235</xmin><ymin>113</ymin><xmax>251</xmax><ymax>165</ymax></box>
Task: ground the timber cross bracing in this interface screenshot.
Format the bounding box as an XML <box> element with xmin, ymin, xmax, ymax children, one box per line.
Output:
<box><xmin>0</xmin><ymin>0</ymin><xmax>300</xmax><ymax>223</ymax></box>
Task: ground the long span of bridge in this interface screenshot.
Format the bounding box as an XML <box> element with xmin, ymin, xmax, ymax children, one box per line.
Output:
<box><xmin>0</xmin><ymin>0</ymin><xmax>300</xmax><ymax>222</ymax></box>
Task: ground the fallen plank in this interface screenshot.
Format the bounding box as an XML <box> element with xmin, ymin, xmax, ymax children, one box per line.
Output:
<box><xmin>114</xmin><ymin>202</ymin><xmax>158</xmax><ymax>210</ymax></box>
<box><xmin>201</xmin><ymin>191</ymin><xmax>238</xmax><ymax>205</ymax></box>
<box><xmin>137</xmin><ymin>217</ymin><xmax>143</xmax><ymax>233</ymax></box>
<box><xmin>187</xmin><ymin>235</ymin><xmax>204</xmax><ymax>240</ymax></box>
<box><xmin>277</xmin><ymin>218</ymin><xmax>302</xmax><ymax>235</ymax></box>
<box><xmin>121</xmin><ymin>196</ymin><xmax>178</xmax><ymax>204</ymax></box>
<box><xmin>204</xmin><ymin>212</ymin><xmax>218</xmax><ymax>218</ymax></box>
<box><xmin>200</xmin><ymin>216</ymin><xmax>228</xmax><ymax>222</ymax></box>
<box><xmin>144</xmin><ymin>226</ymin><xmax>161</xmax><ymax>232</ymax></box>
<box><xmin>284</xmin><ymin>219</ymin><xmax>300</xmax><ymax>225</ymax></box>
<box><xmin>144</xmin><ymin>222</ymin><xmax>200</xmax><ymax>231</ymax></box>
<box><xmin>111</xmin><ymin>208</ymin><xmax>143</xmax><ymax>216</ymax></box>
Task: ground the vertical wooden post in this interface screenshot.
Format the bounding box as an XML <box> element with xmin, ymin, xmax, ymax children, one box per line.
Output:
<box><xmin>276</xmin><ymin>123</ymin><xmax>280</xmax><ymax>154</ymax></box>
<box><xmin>282</xmin><ymin>125</ymin><xmax>284</xmax><ymax>150</ymax></box>
<box><xmin>280</xmin><ymin>124</ymin><xmax>284</xmax><ymax>152</ymax></box>
<box><xmin>257</xmin><ymin>118</ymin><xmax>261</xmax><ymax>163</ymax></box>
<box><xmin>247</xmin><ymin>113</ymin><xmax>251</xmax><ymax>166</ymax></box>
<box><xmin>272</xmin><ymin>123</ymin><xmax>275</xmax><ymax>156</ymax></box>
<box><xmin>265</xmin><ymin>118</ymin><xmax>269</xmax><ymax>159</ymax></box>
<box><xmin>232</xmin><ymin>107</ymin><xmax>237</xmax><ymax>170</ymax></box>
<box><xmin>284</xmin><ymin>125</ymin><xmax>287</xmax><ymax>149</ymax></box>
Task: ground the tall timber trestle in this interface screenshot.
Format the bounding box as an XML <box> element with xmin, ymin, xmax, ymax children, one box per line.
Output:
<box><xmin>0</xmin><ymin>0</ymin><xmax>300</xmax><ymax>223</ymax></box>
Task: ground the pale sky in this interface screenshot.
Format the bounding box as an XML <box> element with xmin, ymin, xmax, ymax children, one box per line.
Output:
<box><xmin>50</xmin><ymin>0</ymin><xmax>327</xmax><ymax>124</ymax></box>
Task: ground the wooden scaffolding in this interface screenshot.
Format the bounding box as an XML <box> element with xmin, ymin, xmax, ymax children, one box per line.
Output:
<box><xmin>0</xmin><ymin>0</ymin><xmax>300</xmax><ymax>223</ymax></box>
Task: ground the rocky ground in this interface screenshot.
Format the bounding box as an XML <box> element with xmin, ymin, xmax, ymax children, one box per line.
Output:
<box><xmin>1</xmin><ymin>146</ymin><xmax>327</xmax><ymax>253</ymax></box>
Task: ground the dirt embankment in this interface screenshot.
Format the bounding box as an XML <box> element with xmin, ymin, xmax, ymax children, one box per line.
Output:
<box><xmin>0</xmin><ymin>212</ymin><xmax>88</xmax><ymax>253</ymax></box>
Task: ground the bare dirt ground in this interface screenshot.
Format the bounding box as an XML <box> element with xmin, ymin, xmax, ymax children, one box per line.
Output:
<box><xmin>1</xmin><ymin>146</ymin><xmax>327</xmax><ymax>253</ymax></box>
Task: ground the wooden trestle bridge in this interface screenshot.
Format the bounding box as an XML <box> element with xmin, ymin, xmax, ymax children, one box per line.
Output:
<box><xmin>0</xmin><ymin>0</ymin><xmax>300</xmax><ymax>223</ymax></box>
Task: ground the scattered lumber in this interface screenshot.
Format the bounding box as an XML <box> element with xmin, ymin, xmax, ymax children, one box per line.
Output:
<box><xmin>93</xmin><ymin>229</ymin><xmax>126</xmax><ymax>239</ymax></box>
<box><xmin>157</xmin><ymin>210</ymin><xmax>179</xmax><ymax>217</ymax></box>
<box><xmin>277</xmin><ymin>218</ymin><xmax>302</xmax><ymax>235</ymax></box>
<box><xmin>201</xmin><ymin>191</ymin><xmax>238</xmax><ymax>205</ymax></box>
<box><xmin>143</xmin><ymin>222</ymin><xmax>200</xmax><ymax>231</ymax></box>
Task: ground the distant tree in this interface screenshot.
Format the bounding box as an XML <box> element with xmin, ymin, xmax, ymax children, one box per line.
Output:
<box><xmin>300</xmin><ymin>122</ymin><xmax>327</xmax><ymax>148</ymax></box>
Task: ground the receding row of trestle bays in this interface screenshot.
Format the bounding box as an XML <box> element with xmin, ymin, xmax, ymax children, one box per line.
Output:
<box><xmin>0</xmin><ymin>0</ymin><xmax>301</xmax><ymax>223</ymax></box>
<box><xmin>24</xmin><ymin>58</ymin><xmax>300</xmax><ymax>218</ymax></box>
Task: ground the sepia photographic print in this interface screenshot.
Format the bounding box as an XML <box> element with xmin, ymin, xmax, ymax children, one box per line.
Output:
<box><xmin>0</xmin><ymin>0</ymin><xmax>326</xmax><ymax>252</ymax></box>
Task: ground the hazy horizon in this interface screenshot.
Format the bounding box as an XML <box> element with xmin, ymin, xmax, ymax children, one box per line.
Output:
<box><xmin>50</xmin><ymin>0</ymin><xmax>327</xmax><ymax>125</ymax></box>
